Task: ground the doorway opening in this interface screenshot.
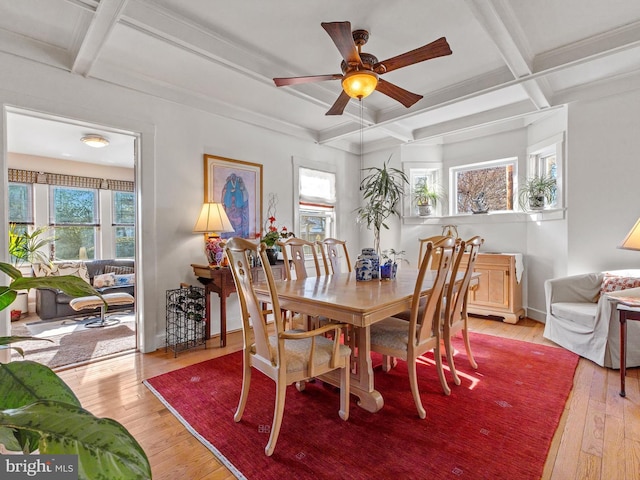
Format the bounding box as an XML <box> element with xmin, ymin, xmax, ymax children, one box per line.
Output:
<box><xmin>5</xmin><ymin>107</ymin><xmax>140</xmax><ymax>368</ymax></box>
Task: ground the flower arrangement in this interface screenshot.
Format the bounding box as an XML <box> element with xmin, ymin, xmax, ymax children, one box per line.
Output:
<box><xmin>205</xmin><ymin>237</ymin><xmax>226</xmax><ymax>267</ymax></box>
<box><xmin>261</xmin><ymin>216</ymin><xmax>294</xmax><ymax>247</ymax></box>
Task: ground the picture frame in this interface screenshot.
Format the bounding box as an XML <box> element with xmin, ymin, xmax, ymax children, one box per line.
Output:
<box><xmin>204</xmin><ymin>154</ymin><xmax>263</xmax><ymax>239</ymax></box>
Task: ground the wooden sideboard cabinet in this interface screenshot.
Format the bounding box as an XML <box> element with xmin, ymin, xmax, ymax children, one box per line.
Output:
<box><xmin>463</xmin><ymin>253</ymin><xmax>525</xmax><ymax>324</ymax></box>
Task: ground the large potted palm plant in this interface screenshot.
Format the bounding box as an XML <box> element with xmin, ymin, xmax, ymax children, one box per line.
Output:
<box><xmin>0</xmin><ymin>262</ymin><xmax>151</xmax><ymax>479</ymax></box>
<box><xmin>355</xmin><ymin>158</ymin><xmax>409</xmax><ymax>254</ymax></box>
<box><xmin>8</xmin><ymin>224</ymin><xmax>54</xmax><ymax>318</ymax></box>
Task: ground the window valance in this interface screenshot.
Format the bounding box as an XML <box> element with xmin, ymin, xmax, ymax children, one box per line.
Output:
<box><xmin>9</xmin><ymin>169</ymin><xmax>134</xmax><ymax>192</ymax></box>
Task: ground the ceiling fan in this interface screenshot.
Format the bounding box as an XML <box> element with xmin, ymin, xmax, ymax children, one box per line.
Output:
<box><xmin>273</xmin><ymin>21</ymin><xmax>452</xmax><ymax>115</ymax></box>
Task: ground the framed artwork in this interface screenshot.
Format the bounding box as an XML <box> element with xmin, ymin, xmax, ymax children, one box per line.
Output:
<box><xmin>204</xmin><ymin>154</ymin><xmax>263</xmax><ymax>239</ymax></box>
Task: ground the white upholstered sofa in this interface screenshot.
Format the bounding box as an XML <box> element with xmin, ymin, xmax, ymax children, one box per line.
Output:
<box><xmin>544</xmin><ymin>269</ymin><xmax>640</xmax><ymax>369</ymax></box>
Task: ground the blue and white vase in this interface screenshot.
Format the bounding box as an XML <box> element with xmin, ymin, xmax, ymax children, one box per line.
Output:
<box><xmin>359</xmin><ymin>248</ymin><xmax>380</xmax><ymax>279</ymax></box>
<box><xmin>355</xmin><ymin>258</ymin><xmax>373</xmax><ymax>281</ymax></box>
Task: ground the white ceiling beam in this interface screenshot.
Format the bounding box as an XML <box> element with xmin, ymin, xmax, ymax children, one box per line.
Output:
<box><xmin>71</xmin><ymin>0</ymin><xmax>129</xmax><ymax>76</ymax></box>
<box><xmin>119</xmin><ymin>0</ymin><xmax>375</xmax><ymax>125</ymax></box>
<box><xmin>534</xmin><ymin>20</ymin><xmax>640</xmax><ymax>73</ymax></box>
<box><xmin>463</xmin><ymin>0</ymin><xmax>550</xmax><ymax>109</ymax></box>
<box><xmin>92</xmin><ymin>59</ymin><xmax>320</xmax><ymax>144</ymax></box>
<box><xmin>412</xmin><ymin>101</ymin><xmax>537</xmax><ymax>143</ymax></box>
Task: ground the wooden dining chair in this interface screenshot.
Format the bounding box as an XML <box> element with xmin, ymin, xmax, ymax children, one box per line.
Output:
<box><xmin>394</xmin><ymin>235</ymin><xmax>456</xmax><ymax>322</ymax></box>
<box><xmin>442</xmin><ymin>236</ymin><xmax>484</xmax><ymax>383</ymax></box>
<box><xmin>320</xmin><ymin>238</ymin><xmax>353</xmax><ymax>274</ymax></box>
<box><xmin>369</xmin><ymin>237</ymin><xmax>456</xmax><ymax>419</ymax></box>
<box><xmin>277</xmin><ymin>237</ymin><xmax>322</xmax><ymax>280</ymax></box>
<box><xmin>225</xmin><ymin>237</ymin><xmax>351</xmax><ymax>456</ymax></box>
<box><xmin>418</xmin><ymin>235</ymin><xmax>451</xmax><ymax>268</ymax></box>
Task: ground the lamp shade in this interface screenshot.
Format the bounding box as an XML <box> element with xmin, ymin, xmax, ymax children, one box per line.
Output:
<box><xmin>619</xmin><ymin>218</ymin><xmax>640</xmax><ymax>251</ymax></box>
<box><xmin>193</xmin><ymin>203</ymin><xmax>235</xmax><ymax>234</ymax></box>
<box><xmin>342</xmin><ymin>70</ymin><xmax>379</xmax><ymax>99</ymax></box>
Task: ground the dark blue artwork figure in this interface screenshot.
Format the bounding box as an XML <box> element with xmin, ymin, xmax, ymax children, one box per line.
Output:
<box><xmin>221</xmin><ymin>173</ymin><xmax>250</xmax><ymax>238</ymax></box>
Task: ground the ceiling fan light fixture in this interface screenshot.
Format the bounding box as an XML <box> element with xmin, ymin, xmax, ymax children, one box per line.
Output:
<box><xmin>81</xmin><ymin>134</ymin><xmax>110</xmax><ymax>148</ymax></box>
<box><xmin>342</xmin><ymin>70</ymin><xmax>379</xmax><ymax>99</ymax></box>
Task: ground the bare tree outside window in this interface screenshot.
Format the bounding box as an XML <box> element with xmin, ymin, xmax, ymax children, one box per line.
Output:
<box><xmin>455</xmin><ymin>164</ymin><xmax>514</xmax><ymax>214</ymax></box>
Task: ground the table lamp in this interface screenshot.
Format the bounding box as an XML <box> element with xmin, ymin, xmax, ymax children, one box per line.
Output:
<box><xmin>193</xmin><ymin>203</ymin><xmax>235</xmax><ymax>267</ymax></box>
<box><xmin>618</xmin><ymin>217</ymin><xmax>640</xmax><ymax>251</ymax></box>
<box><xmin>193</xmin><ymin>202</ymin><xmax>235</xmax><ymax>239</ymax></box>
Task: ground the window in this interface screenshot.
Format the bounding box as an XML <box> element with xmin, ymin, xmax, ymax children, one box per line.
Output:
<box><xmin>9</xmin><ymin>182</ymin><xmax>33</xmax><ymax>224</ymax></box>
<box><xmin>452</xmin><ymin>159</ymin><xmax>515</xmax><ymax>215</ymax></box>
<box><xmin>525</xmin><ymin>134</ymin><xmax>564</xmax><ymax>211</ymax></box>
<box><xmin>407</xmin><ymin>167</ymin><xmax>440</xmax><ymax>216</ymax></box>
<box><xmin>528</xmin><ymin>147</ymin><xmax>558</xmax><ymax>207</ymax></box>
<box><xmin>296</xmin><ymin>165</ymin><xmax>336</xmax><ymax>249</ymax></box>
<box><xmin>50</xmin><ymin>186</ymin><xmax>99</xmax><ymax>260</ymax></box>
<box><xmin>113</xmin><ymin>191</ymin><xmax>135</xmax><ymax>258</ymax></box>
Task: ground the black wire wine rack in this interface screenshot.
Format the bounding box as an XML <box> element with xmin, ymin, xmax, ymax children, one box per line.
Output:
<box><xmin>165</xmin><ymin>285</ymin><xmax>206</xmax><ymax>357</ymax></box>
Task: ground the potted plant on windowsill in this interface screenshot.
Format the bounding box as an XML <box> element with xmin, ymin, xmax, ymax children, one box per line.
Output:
<box><xmin>518</xmin><ymin>174</ymin><xmax>556</xmax><ymax>211</ymax></box>
<box><xmin>412</xmin><ymin>178</ymin><xmax>441</xmax><ymax>217</ymax></box>
<box><xmin>0</xmin><ymin>262</ymin><xmax>151</xmax><ymax>479</ymax></box>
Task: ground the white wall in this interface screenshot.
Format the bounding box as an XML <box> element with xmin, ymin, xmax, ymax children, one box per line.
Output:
<box><xmin>566</xmin><ymin>90</ymin><xmax>640</xmax><ymax>274</ymax></box>
<box><xmin>0</xmin><ymin>52</ymin><xmax>360</xmax><ymax>348</ymax></box>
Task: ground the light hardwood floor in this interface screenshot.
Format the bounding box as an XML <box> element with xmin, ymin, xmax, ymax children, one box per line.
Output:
<box><xmin>55</xmin><ymin>317</ymin><xmax>640</xmax><ymax>480</ymax></box>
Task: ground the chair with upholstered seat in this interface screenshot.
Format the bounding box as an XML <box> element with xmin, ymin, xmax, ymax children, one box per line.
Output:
<box><xmin>369</xmin><ymin>236</ymin><xmax>456</xmax><ymax>418</ymax></box>
<box><xmin>319</xmin><ymin>238</ymin><xmax>352</xmax><ymax>274</ymax></box>
<box><xmin>225</xmin><ymin>237</ymin><xmax>351</xmax><ymax>456</ymax></box>
<box><xmin>441</xmin><ymin>236</ymin><xmax>484</xmax><ymax>383</ymax></box>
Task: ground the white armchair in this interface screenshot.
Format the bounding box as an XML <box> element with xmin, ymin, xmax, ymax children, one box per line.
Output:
<box><xmin>544</xmin><ymin>269</ymin><xmax>640</xmax><ymax>369</ymax></box>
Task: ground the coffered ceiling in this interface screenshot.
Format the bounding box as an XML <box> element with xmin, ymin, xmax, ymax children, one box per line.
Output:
<box><xmin>2</xmin><ymin>0</ymin><xmax>640</xmax><ymax>164</ymax></box>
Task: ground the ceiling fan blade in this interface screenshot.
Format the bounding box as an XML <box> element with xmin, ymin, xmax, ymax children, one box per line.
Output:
<box><xmin>326</xmin><ymin>91</ymin><xmax>351</xmax><ymax>116</ymax></box>
<box><xmin>274</xmin><ymin>74</ymin><xmax>342</xmax><ymax>87</ymax></box>
<box><xmin>374</xmin><ymin>37</ymin><xmax>452</xmax><ymax>74</ymax></box>
<box><xmin>375</xmin><ymin>79</ymin><xmax>423</xmax><ymax>108</ymax></box>
<box><xmin>321</xmin><ymin>21</ymin><xmax>362</xmax><ymax>66</ymax></box>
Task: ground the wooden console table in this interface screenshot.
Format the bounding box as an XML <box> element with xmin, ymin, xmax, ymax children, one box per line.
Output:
<box><xmin>191</xmin><ymin>262</ymin><xmax>287</xmax><ymax>347</ymax></box>
<box><xmin>617</xmin><ymin>302</ymin><xmax>640</xmax><ymax>397</ymax></box>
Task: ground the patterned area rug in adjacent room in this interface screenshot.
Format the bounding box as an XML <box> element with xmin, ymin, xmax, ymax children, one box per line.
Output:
<box><xmin>10</xmin><ymin>313</ymin><xmax>136</xmax><ymax>368</ymax></box>
<box><xmin>145</xmin><ymin>332</ymin><xmax>579</xmax><ymax>480</ymax></box>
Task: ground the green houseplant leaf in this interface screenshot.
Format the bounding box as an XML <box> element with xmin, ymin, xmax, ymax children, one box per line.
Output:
<box><xmin>0</xmin><ymin>401</ymin><xmax>151</xmax><ymax>479</ymax></box>
<box><xmin>0</xmin><ymin>260</ymin><xmax>151</xmax><ymax>479</ymax></box>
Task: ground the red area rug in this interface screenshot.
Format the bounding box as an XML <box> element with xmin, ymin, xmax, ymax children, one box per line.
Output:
<box><xmin>144</xmin><ymin>333</ymin><xmax>578</xmax><ymax>480</ymax></box>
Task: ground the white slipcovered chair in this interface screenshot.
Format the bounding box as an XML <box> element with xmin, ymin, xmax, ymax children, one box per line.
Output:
<box><xmin>544</xmin><ymin>269</ymin><xmax>640</xmax><ymax>368</ymax></box>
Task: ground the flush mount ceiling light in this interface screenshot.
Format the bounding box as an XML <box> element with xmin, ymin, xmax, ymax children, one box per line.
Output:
<box><xmin>81</xmin><ymin>134</ymin><xmax>110</xmax><ymax>148</ymax></box>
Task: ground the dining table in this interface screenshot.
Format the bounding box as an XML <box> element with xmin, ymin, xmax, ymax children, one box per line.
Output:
<box><xmin>252</xmin><ymin>268</ymin><xmax>477</xmax><ymax>413</ymax></box>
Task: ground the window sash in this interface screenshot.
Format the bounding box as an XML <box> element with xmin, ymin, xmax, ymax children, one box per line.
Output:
<box><xmin>9</xmin><ymin>182</ymin><xmax>34</xmax><ymax>224</ymax></box>
<box><xmin>49</xmin><ymin>186</ymin><xmax>99</xmax><ymax>225</ymax></box>
<box><xmin>113</xmin><ymin>191</ymin><xmax>135</xmax><ymax>225</ymax></box>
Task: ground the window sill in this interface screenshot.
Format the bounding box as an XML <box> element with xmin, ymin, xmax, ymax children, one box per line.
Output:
<box><xmin>402</xmin><ymin>208</ymin><xmax>565</xmax><ymax>225</ymax></box>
